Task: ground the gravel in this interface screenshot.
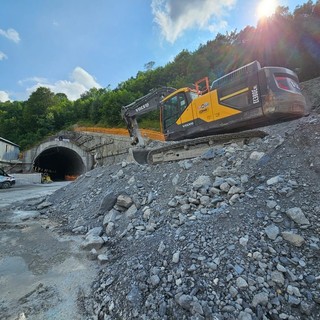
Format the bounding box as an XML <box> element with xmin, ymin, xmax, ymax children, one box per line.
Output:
<box><xmin>20</xmin><ymin>81</ymin><xmax>320</xmax><ymax>319</ymax></box>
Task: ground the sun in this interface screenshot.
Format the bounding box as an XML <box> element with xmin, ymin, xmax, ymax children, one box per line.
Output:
<box><xmin>257</xmin><ymin>0</ymin><xmax>278</xmax><ymax>19</ymax></box>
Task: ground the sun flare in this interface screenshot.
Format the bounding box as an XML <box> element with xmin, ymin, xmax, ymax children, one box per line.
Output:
<box><xmin>257</xmin><ymin>0</ymin><xmax>278</xmax><ymax>19</ymax></box>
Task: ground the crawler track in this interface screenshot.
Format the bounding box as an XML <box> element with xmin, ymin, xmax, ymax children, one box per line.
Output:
<box><xmin>130</xmin><ymin>130</ymin><xmax>268</xmax><ymax>165</ymax></box>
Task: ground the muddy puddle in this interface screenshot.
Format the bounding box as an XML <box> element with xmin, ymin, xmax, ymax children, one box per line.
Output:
<box><xmin>0</xmin><ymin>209</ymin><xmax>98</xmax><ymax>320</ymax></box>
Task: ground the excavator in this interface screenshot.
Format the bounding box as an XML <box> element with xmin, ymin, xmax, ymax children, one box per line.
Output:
<box><xmin>121</xmin><ymin>61</ymin><xmax>306</xmax><ymax>164</ymax></box>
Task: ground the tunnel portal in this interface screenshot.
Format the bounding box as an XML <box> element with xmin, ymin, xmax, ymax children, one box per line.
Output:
<box><xmin>33</xmin><ymin>146</ymin><xmax>86</xmax><ymax>181</ymax></box>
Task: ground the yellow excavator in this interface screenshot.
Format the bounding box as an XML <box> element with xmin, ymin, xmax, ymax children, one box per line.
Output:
<box><xmin>41</xmin><ymin>173</ymin><xmax>52</xmax><ymax>184</ymax></box>
<box><xmin>121</xmin><ymin>61</ymin><xmax>306</xmax><ymax>164</ymax></box>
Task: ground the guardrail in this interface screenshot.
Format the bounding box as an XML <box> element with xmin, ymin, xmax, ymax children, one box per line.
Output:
<box><xmin>75</xmin><ymin>127</ymin><xmax>165</xmax><ymax>141</ymax></box>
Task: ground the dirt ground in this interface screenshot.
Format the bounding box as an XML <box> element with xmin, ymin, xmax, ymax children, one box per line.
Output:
<box><xmin>0</xmin><ymin>198</ymin><xmax>98</xmax><ymax>320</ymax></box>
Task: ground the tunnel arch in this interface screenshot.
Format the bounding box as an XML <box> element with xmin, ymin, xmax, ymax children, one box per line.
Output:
<box><xmin>29</xmin><ymin>140</ymin><xmax>93</xmax><ymax>181</ymax></box>
<box><xmin>33</xmin><ymin>146</ymin><xmax>86</xmax><ymax>180</ymax></box>
<box><xmin>33</xmin><ymin>146</ymin><xmax>86</xmax><ymax>181</ymax></box>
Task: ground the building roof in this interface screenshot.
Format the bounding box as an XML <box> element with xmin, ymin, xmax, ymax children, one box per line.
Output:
<box><xmin>0</xmin><ymin>137</ymin><xmax>20</xmax><ymax>147</ymax></box>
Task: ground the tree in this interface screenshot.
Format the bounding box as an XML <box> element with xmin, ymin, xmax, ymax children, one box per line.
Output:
<box><xmin>100</xmin><ymin>89</ymin><xmax>134</xmax><ymax>126</ymax></box>
<box><xmin>0</xmin><ymin>101</ymin><xmax>23</xmax><ymax>144</ymax></box>
<box><xmin>313</xmin><ymin>1</ymin><xmax>320</xmax><ymax>16</ymax></box>
<box><xmin>49</xmin><ymin>93</ymin><xmax>73</xmax><ymax>129</ymax></box>
<box><xmin>25</xmin><ymin>87</ymin><xmax>55</xmax><ymax>116</ymax></box>
<box><xmin>21</xmin><ymin>87</ymin><xmax>56</xmax><ymax>144</ymax></box>
<box><xmin>294</xmin><ymin>0</ymin><xmax>314</xmax><ymax>18</ymax></box>
<box><xmin>144</xmin><ymin>61</ymin><xmax>155</xmax><ymax>71</ymax></box>
<box><xmin>187</xmin><ymin>54</ymin><xmax>211</xmax><ymax>83</ymax></box>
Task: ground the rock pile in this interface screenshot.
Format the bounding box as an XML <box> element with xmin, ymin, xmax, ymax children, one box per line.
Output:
<box><xmin>26</xmin><ymin>114</ymin><xmax>320</xmax><ymax>320</ymax></box>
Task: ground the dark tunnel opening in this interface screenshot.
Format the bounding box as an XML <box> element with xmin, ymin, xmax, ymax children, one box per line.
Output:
<box><xmin>33</xmin><ymin>146</ymin><xmax>86</xmax><ymax>181</ymax></box>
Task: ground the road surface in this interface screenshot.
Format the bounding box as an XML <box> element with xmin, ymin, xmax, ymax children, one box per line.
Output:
<box><xmin>0</xmin><ymin>182</ymin><xmax>71</xmax><ymax>209</ymax></box>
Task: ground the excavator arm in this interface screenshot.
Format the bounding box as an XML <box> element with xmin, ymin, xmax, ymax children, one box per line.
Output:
<box><xmin>121</xmin><ymin>87</ymin><xmax>176</xmax><ymax>146</ymax></box>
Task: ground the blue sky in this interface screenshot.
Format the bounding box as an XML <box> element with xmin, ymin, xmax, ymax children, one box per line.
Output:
<box><xmin>0</xmin><ymin>0</ymin><xmax>304</xmax><ymax>102</ymax></box>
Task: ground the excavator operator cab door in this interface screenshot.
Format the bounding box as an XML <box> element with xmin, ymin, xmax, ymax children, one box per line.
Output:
<box><xmin>161</xmin><ymin>92</ymin><xmax>189</xmax><ymax>140</ymax></box>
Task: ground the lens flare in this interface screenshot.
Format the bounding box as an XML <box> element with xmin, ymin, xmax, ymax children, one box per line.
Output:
<box><xmin>257</xmin><ymin>0</ymin><xmax>278</xmax><ymax>19</ymax></box>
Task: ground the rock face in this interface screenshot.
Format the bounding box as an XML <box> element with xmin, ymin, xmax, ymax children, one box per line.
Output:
<box><xmin>30</xmin><ymin>113</ymin><xmax>320</xmax><ymax>320</ymax></box>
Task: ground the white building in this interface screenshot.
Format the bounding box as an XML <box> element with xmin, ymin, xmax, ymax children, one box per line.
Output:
<box><xmin>0</xmin><ymin>137</ymin><xmax>20</xmax><ymax>164</ymax></box>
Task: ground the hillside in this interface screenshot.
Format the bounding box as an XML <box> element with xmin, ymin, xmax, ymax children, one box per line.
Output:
<box><xmin>9</xmin><ymin>76</ymin><xmax>320</xmax><ymax>320</ymax></box>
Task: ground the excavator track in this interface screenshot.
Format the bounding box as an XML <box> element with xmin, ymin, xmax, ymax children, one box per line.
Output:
<box><xmin>130</xmin><ymin>130</ymin><xmax>268</xmax><ymax>165</ymax></box>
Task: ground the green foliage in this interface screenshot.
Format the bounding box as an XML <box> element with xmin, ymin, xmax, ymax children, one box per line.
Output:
<box><xmin>144</xmin><ymin>61</ymin><xmax>155</xmax><ymax>71</ymax></box>
<box><xmin>0</xmin><ymin>101</ymin><xmax>24</xmax><ymax>144</ymax></box>
<box><xmin>138</xmin><ymin>118</ymin><xmax>161</xmax><ymax>131</ymax></box>
<box><xmin>0</xmin><ymin>0</ymin><xmax>319</xmax><ymax>150</ymax></box>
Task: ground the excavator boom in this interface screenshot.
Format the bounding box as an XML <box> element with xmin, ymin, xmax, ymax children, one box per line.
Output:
<box><xmin>121</xmin><ymin>87</ymin><xmax>176</xmax><ymax>146</ymax></box>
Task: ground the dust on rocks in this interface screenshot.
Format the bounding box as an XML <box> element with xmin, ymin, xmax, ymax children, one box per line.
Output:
<box><xmin>16</xmin><ymin>75</ymin><xmax>320</xmax><ymax>320</ymax></box>
<box><xmin>16</xmin><ymin>108</ymin><xmax>318</xmax><ymax>319</ymax></box>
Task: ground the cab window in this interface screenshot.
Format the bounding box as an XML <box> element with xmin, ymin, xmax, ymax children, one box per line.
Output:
<box><xmin>162</xmin><ymin>93</ymin><xmax>188</xmax><ymax>130</ymax></box>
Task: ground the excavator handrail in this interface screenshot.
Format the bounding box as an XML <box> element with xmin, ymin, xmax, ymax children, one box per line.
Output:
<box><xmin>194</xmin><ymin>77</ymin><xmax>210</xmax><ymax>95</ymax></box>
<box><xmin>210</xmin><ymin>60</ymin><xmax>261</xmax><ymax>90</ymax></box>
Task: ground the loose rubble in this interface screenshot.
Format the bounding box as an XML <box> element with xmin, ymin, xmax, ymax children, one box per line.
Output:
<box><xmin>21</xmin><ymin>110</ymin><xmax>320</xmax><ymax>320</ymax></box>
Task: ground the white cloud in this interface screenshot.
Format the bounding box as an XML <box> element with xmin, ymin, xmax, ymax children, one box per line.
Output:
<box><xmin>0</xmin><ymin>91</ymin><xmax>10</xmax><ymax>102</ymax></box>
<box><xmin>18</xmin><ymin>77</ymin><xmax>48</xmax><ymax>86</ymax></box>
<box><xmin>0</xmin><ymin>51</ymin><xmax>8</xmax><ymax>60</ymax></box>
<box><xmin>151</xmin><ymin>0</ymin><xmax>236</xmax><ymax>43</ymax></box>
<box><xmin>0</xmin><ymin>28</ymin><xmax>20</xmax><ymax>43</ymax></box>
<box><xmin>72</xmin><ymin>67</ymin><xmax>101</xmax><ymax>89</ymax></box>
<box><xmin>25</xmin><ymin>67</ymin><xmax>102</xmax><ymax>101</ymax></box>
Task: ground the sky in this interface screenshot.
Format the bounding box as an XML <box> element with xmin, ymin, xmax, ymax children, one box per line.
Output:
<box><xmin>0</xmin><ymin>0</ymin><xmax>305</xmax><ymax>102</ymax></box>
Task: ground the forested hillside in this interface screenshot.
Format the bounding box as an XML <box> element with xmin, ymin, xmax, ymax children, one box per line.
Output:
<box><xmin>0</xmin><ymin>0</ymin><xmax>319</xmax><ymax>150</ymax></box>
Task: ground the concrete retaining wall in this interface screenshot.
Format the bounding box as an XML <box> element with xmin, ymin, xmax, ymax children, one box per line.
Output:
<box><xmin>14</xmin><ymin>173</ymin><xmax>42</xmax><ymax>184</ymax></box>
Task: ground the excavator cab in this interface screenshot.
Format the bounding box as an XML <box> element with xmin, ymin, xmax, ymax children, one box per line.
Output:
<box><xmin>160</xmin><ymin>89</ymin><xmax>197</xmax><ymax>139</ymax></box>
<box><xmin>161</xmin><ymin>77</ymin><xmax>211</xmax><ymax>139</ymax></box>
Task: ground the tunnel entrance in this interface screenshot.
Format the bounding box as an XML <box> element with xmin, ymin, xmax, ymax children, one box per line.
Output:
<box><xmin>33</xmin><ymin>146</ymin><xmax>86</xmax><ymax>181</ymax></box>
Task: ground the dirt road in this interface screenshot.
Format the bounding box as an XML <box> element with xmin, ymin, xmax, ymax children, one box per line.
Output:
<box><xmin>0</xmin><ymin>183</ymin><xmax>97</xmax><ymax>320</ymax></box>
